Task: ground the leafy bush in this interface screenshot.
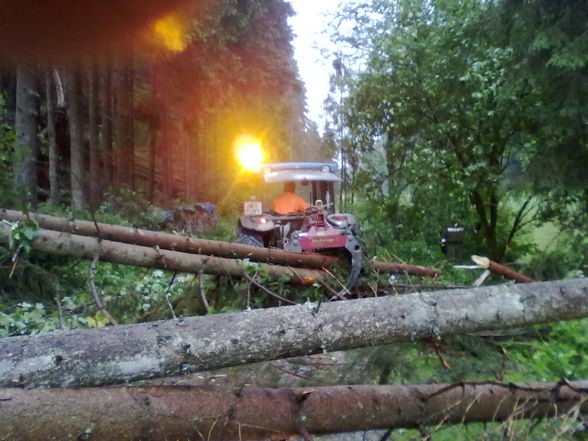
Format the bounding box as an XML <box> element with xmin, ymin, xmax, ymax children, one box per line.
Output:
<box><xmin>98</xmin><ymin>187</ymin><xmax>166</xmax><ymax>229</ymax></box>
<box><xmin>505</xmin><ymin>319</ymin><xmax>588</xmax><ymax>382</ymax></box>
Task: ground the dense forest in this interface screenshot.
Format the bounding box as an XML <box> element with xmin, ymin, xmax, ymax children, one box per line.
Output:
<box><xmin>2</xmin><ymin>0</ymin><xmax>323</xmax><ymax>213</ymax></box>
<box><xmin>0</xmin><ymin>0</ymin><xmax>587</xmax><ymax>440</ymax></box>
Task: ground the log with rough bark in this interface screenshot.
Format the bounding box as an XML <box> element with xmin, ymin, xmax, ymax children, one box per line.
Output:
<box><xmin>1</xmin><ymin>209</ymin><xmax>443</xmax><ymax>278</ymax></box>
<box><xmin>0</xmin><ymin>208</ymin><xmax>338</xmax><ymax>269</ymax></box>
<box><xmin>0</xmin><ymin>381</ymin><xmax>586</xmax><ymax>440</ymax></box>
<box><xmin>0</xmin><ymin>223</ymin><xmax>324</xmax><ymax>284</ymax></box>
<box><xmin>0</xmin><ymin>278</ymin><xmax>586</xmax><ymax>388</ymax></box>
<box><xmin>370</xmin><ymin>259</ymin><xmax>441</xmax><ymax>278</ymax></box>
<box><xmin>472</xmin><ymin>255</ymin><xmax>534</xmax><ymax>283</ymax></box>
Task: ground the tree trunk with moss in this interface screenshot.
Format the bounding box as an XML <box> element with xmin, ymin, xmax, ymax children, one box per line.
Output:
<box><xmin>0</xmin><ymin>277</ymin><xmax>585</xmax><ymax>389</ymax></box>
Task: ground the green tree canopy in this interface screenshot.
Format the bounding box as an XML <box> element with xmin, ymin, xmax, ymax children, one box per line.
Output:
<box><xmin>332</xmin><ymin>0</ymin><xmax>588</xmax><ymax>262</ymax></box>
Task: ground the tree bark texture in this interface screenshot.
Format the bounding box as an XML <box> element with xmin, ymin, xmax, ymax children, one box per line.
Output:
<box><xmin>0</xmin><ymin>209</ymin><xmax>339</xmax><ymax>269</ymax></box>
<box><xmin>0</xmin><ymin>210</ymin><xmax>440</xmax><ymax>277</ymax></box>
<box><xmin>0</xmin><ymin>222</ymin><xmax>324</xmax><ymax>283</ymax></box>
<box><xmin>0</xmin><ymin>278</ymin><xmax>585</xmax><ymax>388</ymax></box>
<box><xmin>45</xmin><ymin>69</ymin><xmax>60</xmax><ymax>206</ymax></box>
<box><xmin>147</xmin><ymin>117</ymin><xmax>157</xmax><ymax>201</ymax></box>
<box><xmin>472</xmin><ymin>255</ymin><xmax>534</xmax><ymax>283</ymax></box>
<box><xmin>67</xmin><ymin>65</ymin><xmax>85</xmax><ymax>213</ymax></box>
<box><xmin>99</xmin><ymin>58</ymin><xmax>113</xmax><ymax>186</ymax></box>
<box><xmin>14</xmin><ymin>66</ymin><xmax>38</xmax><ymax>206</ymax></box>
<box><xmin>0</xmin><ymin>381</ymin><xmax>586</xmax><ymax>441</ymax></box>
<box><xmin>88</xmin><ymin>60</ymin><xmax>100</xmax><ymax>207</ymax></box>
<box><xmin>370</xmin><ymin>260</ymin><xmax>441</xmax><ymax>278</ymax></box>
<box><xmin>112</xmin><ymin>56</ymin><xmax>134</xmax><ymax>187</ymax></box>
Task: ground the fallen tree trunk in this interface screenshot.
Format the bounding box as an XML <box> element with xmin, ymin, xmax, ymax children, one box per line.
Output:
<box><xmin>0</xmin><ymin>223</ymin><xmax>324</xmax><ymax>284</ymax></box>
<box><xmin>0</xmin><ymin>278</ymin><xmax>586</xmax><ymax>388</ymax></box>
<box><xmin>0</xmin><ymin>209</ymin><xmax>441</xmax><ymax>278</ymax></box>
<box><xmin>1</xmin><ymin>381</ymin><xmax>586</xmax><ymax>440</ymax></box>
<box><xmin>0</xmin><ymin>208</ymin><xmax>338</xmax><ymax>268</ymax></box>
<box><xmin>472</xmin><ymin>255</ymin><xmax>534</xmax><ymax>283</ymax></box>
<box><xmin>370</xmin><ymin>259</ymin><xmax>441</xmax><ymax>278</ymax></box>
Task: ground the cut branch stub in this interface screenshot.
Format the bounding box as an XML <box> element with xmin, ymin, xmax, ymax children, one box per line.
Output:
<box><xmin>472</xmin><ymin>255</ymin><xmax>534</xmax><ymax>283</ymax></box>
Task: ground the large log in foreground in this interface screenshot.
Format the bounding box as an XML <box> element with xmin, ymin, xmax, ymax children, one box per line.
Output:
<box><xmin>0</xmin><ymin>208</ymin><xmax>338</xmax><ymax>269</ymax></box>
<box><xmin>1</xmin><ymin>381</ymin><xmax>586</xmax><ymax>440</ymax></box>
<box><xmin>0</xmin><ymin>223</ymin><xmax>324</xmax><ymax>283</ymax></box>
<box><xmin>0</xmin><ymin>278</ymin><xmax>586</xmax><ymax>388</ymax></box>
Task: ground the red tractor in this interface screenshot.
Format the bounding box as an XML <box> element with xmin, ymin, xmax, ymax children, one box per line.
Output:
<box><xmin>237</xmin><ymin>162</ymin><xmax>362</xmax><ymax>293</ymax></box>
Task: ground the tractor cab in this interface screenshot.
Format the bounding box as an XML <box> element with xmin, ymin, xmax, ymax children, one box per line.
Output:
<box><xmin>237</xmin><ymin>162</ymin><xmax>362</xmax><ymax>293</ymax></box>
<box><xmin>243</xmin><ymin>161</ymin><xmax>338</xmax><ymax>208</ymax></box>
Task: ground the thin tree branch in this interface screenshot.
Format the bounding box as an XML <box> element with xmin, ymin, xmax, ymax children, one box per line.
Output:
<box><xmin>87</xmin><ymin>209</ymin><xmax>118</xmax><ymax>326</ymax></box>
<box><xmin>88</xmin><ymin>250</ymin><xmax>118</xmax><ymax>326</ymax></box>
<box><xmin>243</xmin><ymin>273</ymin><xmax>297</xmax><ymax>305</ymax></box>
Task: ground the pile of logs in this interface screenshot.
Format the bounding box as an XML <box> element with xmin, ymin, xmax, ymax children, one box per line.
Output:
<box><xmin>0</xmin><ymin>209</ymin><xmax>442</xmax><ymax>285</ymax></box>
<box><xmin>0</xmin><ymin>209</ymin><xmax>532</xmax><ymax>286</ymax></box>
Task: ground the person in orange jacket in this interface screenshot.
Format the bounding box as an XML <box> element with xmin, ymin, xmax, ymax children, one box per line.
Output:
<box><xmin>269</xmin><ymin>182</ymin><xmax>308</xmax><ymax>215</ymax></box>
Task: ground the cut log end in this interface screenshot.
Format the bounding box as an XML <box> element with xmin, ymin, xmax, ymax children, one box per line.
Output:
<box><xmin>471</xmin><ymin>255</ymin><xmax>490</xmax><ymax>269</ymax></box>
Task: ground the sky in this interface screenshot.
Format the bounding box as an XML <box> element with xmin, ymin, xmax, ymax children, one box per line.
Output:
<box><xmin>287</xmin><ymin>0</ymin><xmax>343</xmax><ymax>129</ymax></box>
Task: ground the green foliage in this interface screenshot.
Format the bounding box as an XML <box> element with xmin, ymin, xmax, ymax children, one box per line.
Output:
<box><xmin>0</xmin><ymin>2</ymin><xmax>585</xmax><ymax>437</ymax></box>
<box><xmin>0</xmin><ymin>302</ymin><xmax>57</xmax><ymax>336</ymax></box>
<box><xmin>8</xmin><ymin>218</ymin><xmax>39</xmax><ymax>255</ymax></box>
<box><xmin>330</xmin><ymin>0</ymin><xmax>587</xmax><ymax>265</ymax></box>
<box><xmin>374</xmin><ymin>320</ymin><xmax>588</xmax><ymax>440</ymax></box>
<box><xmin>0</xmin><ymin>93</ymin><xmax>16</xmax><ymax>205</ymax></box>
<box><xmin>0</xmin><ymin>94</ymin><xmax>14</xmax><ymax>161</ymax></box>
<box><xmin>98</xmin><ymin>187</ymin><xmax>166</xmax><ymax>229</ymax></box>
<box><xmin>200</xmin><ymin>211</ymin><xmax>240</xmax><ymax>242</ymax></box>
<box><xmin>505</xmin><ymin>319</ymin><xmax>588</xmax><ymax>382</ymax></box>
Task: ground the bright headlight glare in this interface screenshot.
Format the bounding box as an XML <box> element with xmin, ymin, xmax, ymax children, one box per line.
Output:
<box><xmin>235</xmin><ymin>134</ymin><xmax>263</xmax><ymax>171</ymax></box>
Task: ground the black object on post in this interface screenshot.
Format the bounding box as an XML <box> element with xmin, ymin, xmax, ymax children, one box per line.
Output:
<box><xmin>441</xmin><ymin>222</ymin><xmax>465</xmax><ymax>260</ymax></box>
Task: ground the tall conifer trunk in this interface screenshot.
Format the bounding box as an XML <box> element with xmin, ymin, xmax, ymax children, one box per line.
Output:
<box><xmin>67</xmin><ymin>65</ymin><xmax>85</xmax><ymax>213</ymax></box>
<box><xmin>88</xmin><ymin>61</ymin><xmax>100</xmax><ymax>207</ymax></box>
<box><xmin>45</xmin><ymin>69</ymin><xmax>59</xmax><ymax>206</ymax></box>
<box><xmin>99</xmin><ymin>57</ymin><xmax>113</xmax><ymax>186</ymax></box>
<box><xmin>147</xmin><ymin>118</ymin><xmax>157</xmax><ymax>202</ymax></box>
<box><xmin>160</xmin><ymin>112</ymin><xmax>173</xmax><ymax>202</ymax></box>
<box><xmin>14</xmin><ymin>66</ymin><xmax>38</xmax><ymax>207</ymax></box>
<box><xmin>112</xmin><ymin>57</ymin><xmax>134</xmax><ymax>188</ymax></box>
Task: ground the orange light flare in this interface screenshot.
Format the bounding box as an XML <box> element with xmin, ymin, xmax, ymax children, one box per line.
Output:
<box><xmin>151</xmin><ymin>13</ymin><xmax>189</xmax><ymax>53</ymax></box>
<box><xmin>234</xmin><ymin>134</ymin><xmax>264</xmax><ymax>172</ymax></box>
<box><xmin>0</xmin><ymin>0</ymin><xmax>201</xmax><ymax>61</ymax></box>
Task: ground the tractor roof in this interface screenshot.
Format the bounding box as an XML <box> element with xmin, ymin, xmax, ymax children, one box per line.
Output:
<box><xmin>260</xmin><ymin>162</ymin><xmax>341</xmax><ymax>183</ymax></box>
